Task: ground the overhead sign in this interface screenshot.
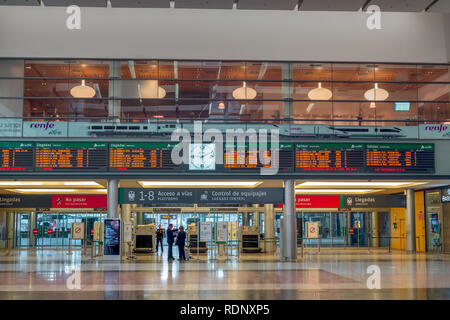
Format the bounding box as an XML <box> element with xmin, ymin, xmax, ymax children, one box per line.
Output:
<box><xmin>0</xmin><ymin>195</ymin><xmax>52</xmax><ymax>208</ymax></box>
<box><xmin>51</xmin><ymin>194</ymin><xmax>107</xmax><ymax>209</ymax></box>
<box><xmin>342</xmin><ymin>195</ymin><xmax>406</xmax><ymax>209</ymax></box>
<box><xmin>120</xmin><ymin>188</ymin><xmax>284</xmax><ymax>205</ymax></box>
<box><xmin>295</xmin><ymin>195</ymin><xmax>341</xmax><ymax>208</ymax></box>
<box><xmin>442</xmin><ymin>188</ymin><xmax>450</xmax><ymax>203</ymax></box>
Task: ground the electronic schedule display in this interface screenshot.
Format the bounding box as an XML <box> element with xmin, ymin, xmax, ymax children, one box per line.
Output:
<box><xmin>223</xmin><ymin>143</ymin><xmax>294</xmax><ymax>172</ymax></box>
<box><xmin>295</xmin><ymin>143</ymin><xmax>364</xmax><ymax>172</ymax></box>
<box><xmin>366</xmin><ymin>143</ymin><xmax>435</xmax><ymax>173</ymax></box>
<box><xmin>109</xmin><ymin>142</ymin><xmax>180</xmax><ymax>171</ymax></box>
<box><xmin>0</xmin><ymin>142</ymin><xmax>33</xmax><ymax>171</ymax></box>
<box><xmin>0</xmin><ymin>141</ymin><xmax>436</xmax><ymax>175</ymax></box>
<box><xmin>35</xmin><ymin>142</ymin><xmax>108</xmax><ymax>171</ymax></box>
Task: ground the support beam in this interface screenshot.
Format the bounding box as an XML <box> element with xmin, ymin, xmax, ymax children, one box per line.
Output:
<box><xmin>283</xmin><ymin>179</ymin><xmax>297</xmax><ymax>260</ymax></box>
<box><xmin>29</xmin><ymin>212</ymin><xmax>37</xmax><ymax>248</ymax></box>
<box><xmin>405</xmin><ymin>189</ymin><xmax>416</xmax><ymax>253</ymax></box>
<box><xmin>107</xmin><ymin>179</ymin><xmax>119</xmax><ymax>219</ymax></box>
<box><xmin>264</xmin><ymin>203</ymin><xmax>276</xmax><ymax>254</ymax></box>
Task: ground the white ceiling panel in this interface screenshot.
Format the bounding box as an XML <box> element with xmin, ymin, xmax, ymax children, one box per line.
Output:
<box><xmin>0</xmin><ymin>0</ymin><xmax>40</xmax><ymax>5</ymax></box>
<box><xmin>300</xmin><ymin>0</ymin><xmax>366</xmax><ymax>11</ymax></box>
<box><xmin>43</xmin><ymin>0</ymin><xmax>106</xmax><ymax>7</ymax></box>
<box><xmin>175</xmin><ymin>0</ymin><xmax>234</xmax><ymax>9</ymax></box>
<box><xmin>427</xmin><ymin>0</ymin><xmax>450</xmax><ymax>13</ymax></box>
<box><xmin>237</xmin><ymin>0</ymin><xmax>297</xmax><ymax>10</ymax></box>
<box><xmin>368</xmin><ymin>0</ymin><xmax>435</xmax><ymax>12</ymax></box>
<box><xmin>110</xmin><ymin>0</ymin><xmax>170</xmax><ymax>8</ymax></box>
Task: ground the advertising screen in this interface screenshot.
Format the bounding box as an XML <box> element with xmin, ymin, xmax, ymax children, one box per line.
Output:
<box><xmin>103</xmin><ymin>219</ymin><xmax>121</xmax><ymax>256</ymax></box>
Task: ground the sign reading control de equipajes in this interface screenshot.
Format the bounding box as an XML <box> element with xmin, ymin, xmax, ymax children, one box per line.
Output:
<box><xmin>120</xmin><ymin>188</ymin><xmax>284</xmax><ymax>205</ymax></box>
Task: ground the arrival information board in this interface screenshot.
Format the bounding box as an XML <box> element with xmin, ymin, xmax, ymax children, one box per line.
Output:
<box><xmin>35</xmin><ymin>142</ymin><xmax>108</xmax><ymax>171</ymax></box>
<box><xmin>295</xmin><ymin>143</ymin><xmax>364</xmax><ymax>172</ymax></box>
<box><xmin>109</xmin><ymin>142</ymin><xmax>180</xmax><ymax>171</ymax></box>
<box><xmin>0</xmin><ymin>142</ymin><xmax>33</xmax><ymax>171</ymax></box>
<box><xmin>366</xmin><ymin>143</ymin><xmax>435</xmax><ymax>173</ymax></box>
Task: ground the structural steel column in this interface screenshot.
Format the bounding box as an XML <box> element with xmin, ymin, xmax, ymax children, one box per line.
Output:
<box><xmin>6</xmin><ymin>212</ymin><xmax>14</xmax><ymax>254</ymax></box>
<box><xmin>29</xmin><ymin>212</ymin><xmax>37</xmax><ymax>248</ymax></box>
<box><xmin>252</xmin><ymin>204</ymin><xmax>260</xmax><ymax>229</ymax></box>
<box><xmin>264</xmin><ymin>203</ymin><xmax>276</xmax><ymax>254</ymax></box>
<box><xmin>107</xmin><ymin>179</ymin><xmax>119</xmax><ymax>219</ymax></box>
<box><xmin>108</xmin><ymin>61</ymin><xmax>121</xmax><ymax>120</ymax></box>
<box><xmin>121</xmin><ymin>204</ymin><xmax>131</xmax><ymax>257</ymax></box>
<box><xmin>371</xmin><ymin>212</ymin><xmax>379</xmax><ymax>248</ymax></box>
<box><xmin>284</xmin><ymin>179</ymin><xmax>297</xmax><ymax>260</ymax></box>
<box><xmin>405</xmin><ymin>189</ymin><xmax>416</xmax><ymax>253</ymax></box>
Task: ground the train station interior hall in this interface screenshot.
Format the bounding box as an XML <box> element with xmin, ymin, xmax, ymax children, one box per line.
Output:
<box><xmin>0</xmin><ymin>0</ymin><xmax>449</xmax><ymax>301</ymax></box>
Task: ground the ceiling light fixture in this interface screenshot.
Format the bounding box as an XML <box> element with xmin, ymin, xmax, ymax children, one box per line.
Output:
<box><xmin>139</xmin><ymin>181</ymin><xmax>260</xmax><ymax>187</ymax></box>
<box><xmin>370</xmin><ymin>102</ymin><xmax>377</xmax><ymax>109</ymax></box>
<box><xmin>308</xmin><ymin>82</ymin><xmax>332</xmax><ymax>100</ymax></box>
<box><xmin>295</xmin><ymin>189</ymin><xmax>374</xmax><ymax>194</ymax></box>
<box><xmin>218</xmin><ymin>102</ymin><xmax>225</xmax><ymax>109</ymax></box>
<box><xmin>232</xmin><ymin>81</ymin><xmax>257</xmax><ymax>100</ymax></box>
<box><xmin>63</xmin><ymin>181</ymin><xmax>102</xmax><ymax>186</ymax></box>
<box><xmin>70</xmin><ymin>80</ymin><xmax>96</xmax><ymax>98</ymax></box>
<box><xmin>364</xmin><ymin>83</ymin><xmax>389</xmax><ymax>101</ymax></box>
<box><xmin>297</xmin><ymin>182</ymin><xmax>415</xmax><ymax>187</ymax></box>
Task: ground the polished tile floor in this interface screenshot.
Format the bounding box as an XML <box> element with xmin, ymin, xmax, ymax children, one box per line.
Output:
<box><xmin>1</xmin><ymin>247</ymin><xmax>450</xmax><ymax>300</ymax></box>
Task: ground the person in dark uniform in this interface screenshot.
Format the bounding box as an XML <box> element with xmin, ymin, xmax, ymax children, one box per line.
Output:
<box><xmin>155</xmin><ymin>224</ymin><xmax>164</xmax><ymax>253</ymax></box>
<box><xmin>176</xmin><ymin>226</ymin><xmax>187</xmax><ymax>261</ymax></box>
<box><xmin>167</xmin><ymin>224</ymin><xmax>175</xmax><ymax>261</ymax></box>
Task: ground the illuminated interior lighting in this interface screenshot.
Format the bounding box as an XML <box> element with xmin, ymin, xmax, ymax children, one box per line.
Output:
<box><xmin>308</xmin><ymin>82</ymin><xmax>332</xmax><ymax>100</ymax></box>
<box><xmin>295</xmin><ymin>189</ymin><xmax>374</xmax><ymax>194</ymax></box>
<box><xmin>218</xmin><ymin>102</ymin><xmax>225</xmax><ymax>109</ymax></box>
<box><xmin>63</xmin><ymin>181</ymin><xmax>101</xmax><ymax>186</ymax></box>
<box><xmin>139</xmin><ymin>181</ymin><xmax>260</xmax><ymax>187</ymax></box>
<box><xmin>153</xmin><ymin>115</ymin><xmax>164</xmax><ymax>119</ymax></box>
<box><xmin>364</xmin><ymin>83</ymin><xmax>389</xmax><ymax>101</ymax></box>
<box><xmin>306</xmin><ymin>103</ymin><xmax>315</xmax><ymax>113</ymax></box>
<box><xmin>232</xmin><ymin>81</ymin><xmax>257</xmax><ymax>100</ymax></box>
<box><xmin>297</xmin><ymin>182</ymin><xmax>415</xmax><ymax>187</ymax></box>
<box><xmin>9</xmin><ymin>189</ymin><xmax>77</xmax><ymax>193</ymax></box>
<box><xmin>70</xmin><ymin>79</ymin><xmax>96</xmax><ymax>98</ymax></box>
<box><xmin>0</xmin><ymin>181</ymin><xmax>44</xmax><ymax>186</ymax></box>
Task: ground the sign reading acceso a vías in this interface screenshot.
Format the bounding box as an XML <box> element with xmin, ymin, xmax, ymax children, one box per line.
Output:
<box><xmin>119</xmin><ymin>188</ymin><xmax>284</xmax><ymax>205</ymax></box>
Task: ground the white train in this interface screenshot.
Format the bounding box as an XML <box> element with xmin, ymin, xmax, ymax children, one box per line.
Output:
<box><xmin>68</xmin><ymin>121</ymin><xmax>423</xmax><ymax>139</ymax></box>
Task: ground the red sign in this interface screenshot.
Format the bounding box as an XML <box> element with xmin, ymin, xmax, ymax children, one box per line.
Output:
<box><xmin>52</xmin><ymin>195</ymin><xmax>107</xmax><ymax>209</ymax></box>
<box><xmin>33</xmin><ymin>229</ymin><xmax>38</xmax><ymax>235</ymax></box>
<box><xmin>47</xmin><ymin>229</ymin><xmax>53</xmax><ymax>235</ymax></box>
<box><xmin>278</xmin><ymin>195</ymin><xmax>341</xmax><ymax>209</ymax></box>
<box><xmin>91</xmin><ymin>229</ymin><xmax>94</xmax><ymax>235</ymax></box>
<box><xmin>349</xmin><ymin>228</ymin><xmax>354</xmax><ymax>234</ymax></box>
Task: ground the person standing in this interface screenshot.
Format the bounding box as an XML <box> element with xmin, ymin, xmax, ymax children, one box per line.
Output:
<box><xmin>167</xmin><ymin>224</ymin><xmax>175</xmax><ymax>261</ymax></box>
<box><xmin>155</xmin><ymin>224</ymin><xmax>164</xmax><ymax>253</ymax></box>
<box><xmin>176</xmin><ymin>226</ymin><xmax>187</xmax><ymax>261</ymax></box>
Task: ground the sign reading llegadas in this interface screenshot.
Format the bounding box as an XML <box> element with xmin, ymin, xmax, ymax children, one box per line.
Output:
<box><xmin>342</xmin><ymin>195</ymin><xmax>406</xmax><ymax>208</ymax></box>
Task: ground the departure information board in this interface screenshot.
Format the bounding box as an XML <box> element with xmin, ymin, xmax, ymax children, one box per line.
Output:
<box><xmin>366</xmin><ymin>143</ymin><xmax>435</xmax><ymax>173</ymax></box>
<box><xmin>295</xmin><ymin>143</ymin><xmax>364</xmax><ymax>172</ymax></box>
<box><xmin>223</xmin><ymin>143</ymin><xmax>294</xmax><ymax>172</ymax></box>
<box><xmin>0</xmin><ymin>141</ymin><xmax>436</xmax><ymax>175</ymax></box>
<box><xmin>35</xmin><ymin>142</ymin><xmax>108</xmax><ymax>171</ymax></box>
<box><xmin>0</xmin><ymin>142</ymin><xmax>34</xmax><ymax>171</ymax></box>
<box><xmin>109</xmin><ymin>142</ymin><xmax>180</xmax><ymax>171</ymax></box>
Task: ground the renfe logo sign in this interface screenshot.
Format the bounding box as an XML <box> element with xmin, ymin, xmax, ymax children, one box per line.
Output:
<box><xmin>52</xmin><ymin>195</ymin><xmax>107</xmax><ymax>209</ymax></box>
<box><xmin>23</xmin><ymin>121</ymin><xmax>68</xmax><ymax>137</ymax></box>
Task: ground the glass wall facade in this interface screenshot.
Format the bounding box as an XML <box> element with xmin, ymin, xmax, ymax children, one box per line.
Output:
<box><xmin>0</xmin><ymin>59</ymin><xmax>448</xmax><ymax>128</ymax></box>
